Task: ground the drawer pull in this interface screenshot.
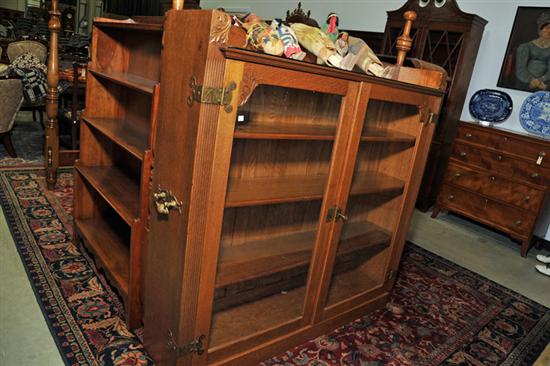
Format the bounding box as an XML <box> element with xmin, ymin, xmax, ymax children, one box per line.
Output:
<box><xmin>454</xmin><ymin>172</ymin><xmax>461</xmax><ymax>178</ymax></box>
<box><xmin>531</xmin><ymin>173</ymin><xmax>540</xmax><ymax>178</ymax></box>
<box><xmin>536</xmin><ymin>152</ymin><xmax>545</xmax><ymax>166</ymax></box>
<box><xmin>448</xmin><ymin>195</ymin><xmax>454</xmax><ymax>200</ymax></box>
<box><xmin>465</xmin><ymin>133</ymin><xmax>472</xmax><ymax>138</ymax></box>
<box><xmin>459</xmin><ymin>152</ymin><xmax>467</xmax><ymax>157</ymax></box>
<box><xmin>497</xmin><ymin>155</ymin><xmax>503</xmax><ymax>161</ymax></box>
<box><xmin>515</xmin><ymin>220</ymin><xmax>522</xmax><ymax>226</ymax></box>
<box><xmin>503</xmin><ymin>137</ymin><xmax>508</xmax><ymax>142</ymax></box>
<box><xmin>490</xmin><ymin>176</ymin><xmax>496</xmax><ymax>181</ymax></box>
<box><xmin>524</xmin><ymin>195</ymin><xmax>530</xmax><ymax>202</ymax></box>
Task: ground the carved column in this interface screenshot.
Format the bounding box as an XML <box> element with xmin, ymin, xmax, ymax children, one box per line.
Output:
<box><xmin>45</xmin><ymin>0</ymin><xmax>60</xmax><ymax>190</ymax></box>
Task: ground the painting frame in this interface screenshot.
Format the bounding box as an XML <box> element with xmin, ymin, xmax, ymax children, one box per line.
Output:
<box><xmin>497</xmin><ymin>6</ymin><xmax>550</xmax><ymax>93</ymax></box>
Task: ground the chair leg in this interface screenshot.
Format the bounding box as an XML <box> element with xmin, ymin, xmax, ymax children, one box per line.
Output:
<box><xmin>1</xmin><ymin>132</ymin><xmax>18</xmax><ymax>158</ymax></box>
<box><xmin>32</xmin><ymin>109</ymin><xmax>37</xmax><ymax>122</ymax></box>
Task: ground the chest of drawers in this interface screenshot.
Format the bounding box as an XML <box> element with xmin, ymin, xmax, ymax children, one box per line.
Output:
<box><xmin>432</xmin><ymin>122</ymin><xmax>550</xmax><ymax>256</ymax></box>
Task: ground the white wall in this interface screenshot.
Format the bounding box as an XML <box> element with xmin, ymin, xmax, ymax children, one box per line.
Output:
<box><xmin>202</xmin><ymin>0</ymin><xmax>550</xmax><ymax>240</ymax></box>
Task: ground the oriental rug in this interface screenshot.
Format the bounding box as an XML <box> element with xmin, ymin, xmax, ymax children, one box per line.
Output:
<box><xmin>1</xmin><ymin>168</ymin><xmax>549</xmax><ymax>366</ymax></box>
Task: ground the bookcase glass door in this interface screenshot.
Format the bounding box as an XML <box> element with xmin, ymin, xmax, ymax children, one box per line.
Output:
<box><xmin>208</xmin><ymin>84</ymin><xmax>343</xmax><ymax>348</ymax></box>
<box><xmin>324</xmin><ymin>97</ymin><xmax>422</xmax><ymax>310</ymax></box>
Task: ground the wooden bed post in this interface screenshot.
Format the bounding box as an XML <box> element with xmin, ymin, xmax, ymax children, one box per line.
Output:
<box><xmin>45</xmin><ymin>0</ymin><xmax>60</xmax><ymax>189</ymax></box>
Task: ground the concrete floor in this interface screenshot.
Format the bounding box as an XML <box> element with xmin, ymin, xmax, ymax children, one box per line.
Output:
<box><xmin>0</xmin><ymin>208</ymin><xmax>548</xmax><ymax>365</ymax></box>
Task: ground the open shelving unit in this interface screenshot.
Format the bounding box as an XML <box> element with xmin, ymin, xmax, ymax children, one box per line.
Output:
<box><xmin>73</xmin><ymin>17</ymin><xmax>162</xmax><ymax>329</ymax></box>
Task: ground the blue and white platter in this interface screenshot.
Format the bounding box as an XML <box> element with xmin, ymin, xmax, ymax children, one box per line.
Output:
<box><xmin>469</xmin><ymin>89</ymin><xmax>513</xmax><ymax>123</ymax></box>
<box><xmin>519</xmin><ymin>91</ymin><xmax>550</xmax><ymax>137</ymax></box>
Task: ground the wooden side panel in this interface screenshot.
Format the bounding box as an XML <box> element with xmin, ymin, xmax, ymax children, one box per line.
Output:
<box><xmin>143</xmin><ymin>9</ymin><xmax>227</xmax><ymax>366</ymax></box>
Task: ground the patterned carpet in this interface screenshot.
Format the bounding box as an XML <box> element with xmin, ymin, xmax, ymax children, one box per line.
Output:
<box><xmin>0</xmin><ymin>112</ymin><xmax>44</xmax><ymax>166</ymax></box>
<box><xmin>0</xmin><ymin>168</ymin><xmax>549</xmax><ymax>366</ymax></box>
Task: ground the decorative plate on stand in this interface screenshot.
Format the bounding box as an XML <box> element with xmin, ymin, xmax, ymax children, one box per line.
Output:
<box><xmin>469</xmin><ymin>89</ymin><xmax>513</xmax><ymax>124</ymax></box>
<box><xmin>519</xmin><ymin>91</ymin><xmax>550</xmax><ymax>137</ymax></box>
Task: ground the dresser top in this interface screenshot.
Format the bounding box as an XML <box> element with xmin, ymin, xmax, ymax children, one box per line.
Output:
<box><xmin>460</xmin><ymin>121</ymin><xmax>550</xmax><ymax>145</ymax></box>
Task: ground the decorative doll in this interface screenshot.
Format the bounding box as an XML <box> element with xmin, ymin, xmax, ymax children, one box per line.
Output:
<box><xmin>240</xmin><ymin>13</ymin><xmax>284</xmax><ymax>57</ymax></box>
<box><xmin>347</xmin><ymin>35</ymin><xmax>385</xmax><ymax>76</ymax></box>
<box><xmin>322</xmin><ymin>13</ymin><xmax>339</xmax><ymax>43</ymax></box>
<box><xmin>290</xmin><ymin>22</ymin><xmax>344</xmax><ymax>68</ymax></box>
<box><xmin>335</xmin><ymin>31</ymin><xmax>349</xmax><ymax>56</ymax></box>
<box><xmin>271</xmin><ymin>19</ymin><xmax>307</xmax><ymax>61</ymax></box>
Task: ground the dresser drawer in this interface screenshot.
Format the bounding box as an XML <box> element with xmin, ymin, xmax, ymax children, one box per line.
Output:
<box><xmin>444</xmin><ymin>163</ymin><xmax>545</xmax><ymax>212</ymax></box>
<box><xmin>452</xmin><ymin>142</ymin><xmax>550</xmax><ymax>186</ymax></box>
<box><xmin>439</xmin><ymin>184</ymin><xmax>536</xmax><ymax>237</ymax></box>
<box><xmin>458</xmin><ymin>124</ymin><xmax>549</xmax><ymax>167</ymax></box>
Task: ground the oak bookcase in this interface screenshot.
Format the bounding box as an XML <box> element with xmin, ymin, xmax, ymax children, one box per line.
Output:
<box><xmin>131</xmin><ymin>9</ymin><xmax>447</xmax><ymax>366</ymax></box>
<box><xmin>73</xmin><ymin>18</ymin><xmax>162</xmax><ymax>329</ymax></box>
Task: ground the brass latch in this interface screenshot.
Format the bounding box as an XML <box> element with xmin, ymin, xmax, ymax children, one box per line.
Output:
<box><xmin>327</xmin><ymin>206</ymin><xmax>348</xmax><ymax>222</ymax></box>
<box><xmin>167</xmin><ymin>330</ymin><xmax>205</xmax><ymax>356</ymax></box>
<box><xmin>422</xmin><ymin>112</ymin><xmax>436</xmax><ymax>125</ymax></box>
<box><xmin>187</xmin><ymin>76</ymin><xmax>236</xmax><ymax>113</ymax></box>
<box><xmin>153</xmin><ymin>186</ymin><xmax>183</xmax><ymax>215</ymax></box>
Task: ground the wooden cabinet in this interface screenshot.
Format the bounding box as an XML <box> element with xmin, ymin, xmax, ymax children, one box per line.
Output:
<box><xmin>433</xmin><ymin>122</ymin><xmax>550</xmax><ymax>256</ymax></box>
<box><xmin>141</xmin><ymin>9</ymin><xmax>445</xmax><ymax>366</ymax></box>
<box><xmin>73</xmin><ymin>18</ymin><xmax>162</xmax><ymax>329</ymax></box>
<box><xmin>380</xmin><ymin>0</ymin><xmax>487</xmax><ymax>211</ymax></box>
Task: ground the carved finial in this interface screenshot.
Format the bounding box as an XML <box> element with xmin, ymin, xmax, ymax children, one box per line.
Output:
<box><xmin>173</xmin><ymin>0</ymin><xmax>184</xmax><ymax>10</ymax></box>
<box><xmin>396</xmin><ymin>10</ymin><xmax>417</xmax><ymax>66</ymax></box>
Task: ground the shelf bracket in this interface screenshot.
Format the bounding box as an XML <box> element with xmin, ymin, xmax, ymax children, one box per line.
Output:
<box><xmin>167</xmin><ymin>330</ymin><xmax>206</xmax><ymax>356</ymax></box>
<box><xmin>187</xmin><ymin>76</ymin><xmax>237</xmax><ymax>113</ymax></box>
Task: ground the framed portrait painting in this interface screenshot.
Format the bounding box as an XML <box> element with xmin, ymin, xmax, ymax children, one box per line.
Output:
<box><xmin>497</xmin><ymin>7</ymin><xmax>550</xmax><ymax>92</ymax></box>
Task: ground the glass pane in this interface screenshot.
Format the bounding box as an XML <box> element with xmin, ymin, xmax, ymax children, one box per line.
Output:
<box><xmin>325</xmin><ymin>99</ymin><xmax>420</xmax><ymax>308</ymax></box>
<box><xmin>210</xmin><ymin>85</ymin><xmax>342</xmax><ymax>348</ymax></box>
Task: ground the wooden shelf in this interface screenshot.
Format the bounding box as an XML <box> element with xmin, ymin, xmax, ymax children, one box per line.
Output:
<box><xmin>83</xmin><ymin>117</ymin><xmax>148</xmax><ymax>160</ymax></box>
<box><xmin>75</xmin><ymin>218</ymin><xmax>129</xmax><ymax>299</ymax></box>
<box><xmin>76</xmin><ymin>165</ymin><xmax>139</xmax><ymax>225</ymax></box>
<box><xmin>216</xmin><ymin>221</ymin><xmax>391</xmax><ymax>288</ymax></box>
<box><xmin>94</xmin><ymin>17</ymin><xmax>163</xmax><ymax>32</ymax></box>
<box><xmin>89</xmin><ymin>69</ymin><xmax>157</xmax><ymax>94</ymax></box>
<box><xmin>226</xmin><ymin>172</ymin><xmax>404</xmax><ymax>207</ymax></box>
<box><xmin>361</xmin><ymin>129</ymin><xmax>416</xmax><ymax>143</ymax></box>
<box><xmin>234</xmin><ymin>124</ymin><xmax>415</xmax><ymax>143</ymax></box>
<box><xmin>234</xmin><ymin>124</ymin><xmax>336</xmax><ymax>141</ymax></box>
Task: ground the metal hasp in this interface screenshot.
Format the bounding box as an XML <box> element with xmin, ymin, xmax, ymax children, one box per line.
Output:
<box><xmin>187</xmin><ymin>76</ymin><xmax>237</xmax><ymax>113</ymax></box>
<box><xmin>153</xmin><ymin>186</ymin><xmax>183</xmax><ymax>215</ymax></box>
<box><xmin>167</xmin><ymin>330</ymin><xmax>206</xmax><ymax>356</ymax></box>
<box><xmin>327</xmin><ymin>206</ymin><xmax>348</xmax><ymax>222</ymax></box>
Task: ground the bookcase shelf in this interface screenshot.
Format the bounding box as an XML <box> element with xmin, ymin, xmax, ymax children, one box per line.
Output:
<box><xmin>82</xmin><ymin>116</ymin><xmax>148</xmax><ymax>160</ymax></box>
<box><xmin>88</xmin><ymin>69</ymin><xmax>157</xmax><ymax>94</ymax></box>
<box><xmin>226</xmin><ymin>172</ymin><xmax>404</xmax><ymax>208</ymax></box>
<box><xmin>75</xmin><ymin>218</ymin><xmax>130</xmax><ymax>299</ymax></box>
<box><xmin>75</xmin><ymin>165</ymin><xmax>140</xmax><ymax>225</ymax></box>
<box><xmin>217</xmin><ymin>221</ymin><xmax>391</xmax><ymax>288</ymax></box>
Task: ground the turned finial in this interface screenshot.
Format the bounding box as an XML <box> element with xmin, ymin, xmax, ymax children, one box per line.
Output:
<box><xmin>173</xmin><ymin>0</ymin><xmax>184</xmax><ymax>10</ymax></box>
<box><xmin>396</xmin><ymin>10</ymin><xmax>417</xmax><ymax>66</ymax></box>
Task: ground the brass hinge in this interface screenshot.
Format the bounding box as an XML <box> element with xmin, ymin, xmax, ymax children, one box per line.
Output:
<box><xmin>326</xmin><ymin>206</ymin><xmax>348</xmax><ymax>222</ymax></box>
<box><xmin>187</xmin><ymin>76</ymin><xmax>236</xmax><ymax>113</ymax></box>
<box><xmin>167</xmin><ymin>330</ymin><xmax>205</xmax><ymax>356</ymax></box>
<box><xmin>387</xmin><ymin>269</ymin><xmax>396</xmax><ymax>281</ymax></box>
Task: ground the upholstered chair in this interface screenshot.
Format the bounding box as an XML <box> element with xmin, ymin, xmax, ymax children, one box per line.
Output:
<box><xmin>7</xmin><ymin>40</ymin><xmax>47</xmax><ymax>127</ymax></box>
<box><xmin>0</xmin><ymin>79</ymin><xmax>24</xmax><ymax>157</ymax></box>
<box><xmin>7</xmin><ymin>40</ymin><xmax>47</xmax><ymax>63</ymax></box>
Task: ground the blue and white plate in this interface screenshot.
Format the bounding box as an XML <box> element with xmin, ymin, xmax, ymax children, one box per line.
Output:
<box><xmin>519</xmin><ymin>91</ymin><xmax>550</xmax><ymax>137</ymax></box>
<box><xmin>469</xmin><ymin>89</ymin><xmax>513</xmax><ymax>123</ymax></box>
